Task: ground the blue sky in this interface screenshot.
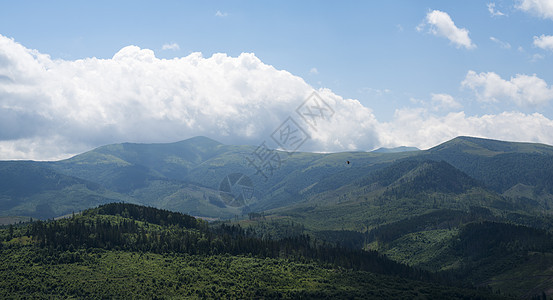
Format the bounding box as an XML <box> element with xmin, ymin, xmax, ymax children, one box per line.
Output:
<box><xmin>1</xmin><ymin>1</ymin><xmax>553</xmax><ymax>159</ymax></box>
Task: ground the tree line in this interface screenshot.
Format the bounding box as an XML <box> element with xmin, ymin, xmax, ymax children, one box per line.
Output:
<box><xmin>28</xmin><ymin>203</ymin><xmax>438</xmax><ymax>283</ymax></box>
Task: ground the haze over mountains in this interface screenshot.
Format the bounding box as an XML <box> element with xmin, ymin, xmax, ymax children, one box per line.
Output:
<box><xmin>1</xmin><ymin>135</ymin><xmax>552</xmax><ymax>221</ymax></box>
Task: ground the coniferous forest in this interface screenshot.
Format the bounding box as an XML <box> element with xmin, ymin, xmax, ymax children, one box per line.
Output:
<box><xmin>0</xmin><ymin>203</ymin><xmax>505</xmax><ymax>299</ymax></box>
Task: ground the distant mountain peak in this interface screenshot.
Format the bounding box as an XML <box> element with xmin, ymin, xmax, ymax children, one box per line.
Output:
<box><xmin>430</xmin><ymin>135</ymin><xmax>553</xmax><ymax>156</ymax></box>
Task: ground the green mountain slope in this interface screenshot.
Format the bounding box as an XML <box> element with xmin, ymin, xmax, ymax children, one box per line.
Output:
<box><xmin>270</xmin><ymin>159</ymin><xmax>508</xmax><ymax>231</ymax></box>
<box><xmin>246</xmin><ymin>155</ymin><xmax>553</xmax><ymax>298</ymax></box>
<box><xmin>426</xmin><ymin>136</ymin><xmax>553</xmax><ymax>194</ymax></box>
<box><xmin>359</xmin><ymin>160</ymin><xmax>483</xmax><ymax>195</ymax></box>
<box><xmin>52</xmin><ymin>136</ymin><xmax>225</xmax><ymax>181</ymax></box>
<box><xmin>378</xmin><ymin>220</ymin><xmax>553</xmax><ymax>295</ymax></box>
<box><xmin>47</xmin><ymin>136</ymin><xmax>420</xmax><ymax>218</ymax></box>
<box><xmin>3</xmin><ymin>135</ymin><xmax>553</xmax><ymax>222</ymax></box>
<box><xmin>47</xmin><ymin>137</ymin><xmax>257</xmax><ymax>218</ymax></box>
<box><xmin>0</xmin><ymin>161</ymin><xmax>132</xmax><ymax>219</ymax></box>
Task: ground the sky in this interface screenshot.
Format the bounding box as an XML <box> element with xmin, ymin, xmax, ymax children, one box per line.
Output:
<box><xmin>1</xmin><ymin>0</ymin><xmax>553</xmax><ymax>160</ymax></box>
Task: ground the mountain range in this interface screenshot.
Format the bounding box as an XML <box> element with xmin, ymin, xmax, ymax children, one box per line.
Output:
<box><xmin>1</xmin><ymin>135</ymin><xmax>552</xmax><ymax>221</ymax></box>
<box><xmin>3</xmin><ymin>135</ymin><xmax>553</xmax><ymax>297</ymax></box>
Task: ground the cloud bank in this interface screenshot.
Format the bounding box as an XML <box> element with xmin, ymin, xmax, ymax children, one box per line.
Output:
<box><xmin>462</xmin><ymin>70</ymin><xmax>553</xmax><ymax>106</ymax></box>
<box><xmin>1</xmin><ymin>34</ymin><xmax>553</xmax><ymax>160</ymax></box>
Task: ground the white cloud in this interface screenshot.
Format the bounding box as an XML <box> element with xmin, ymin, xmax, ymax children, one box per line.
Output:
<box><xmin>462</xmin><ymin>70</ymin><xmax>553</xmax><ymax>106</ymax></box>
<box><xmin>1</xmin><ymin>34</ymin><xmax>553</xmax><ymax>160</ymax></box>
<box><xmin>0</xmin><ymin>34</ymin><xmax>383</xmax><ymax>159</ymax></box>
<box><xmin>431</xmin><ymin>93</ymin><xmax>462</xmax><ymax>111</ymax></box>
<box><xmin>490</xmin><ymin>36</ymin><xmax>511</xmax><ymax>49</ymax></box>
<box><xmin>419</xmin><ymin>10</ymin><xmax>476</xmax><ymax>49</ymax></box>
<box><xmin>309</xmin><ymin>67</ymin><xmax>318</xmax><ymax>75</ymax></box>
<box><xmin>380</xmin><ymin>109</ymin><xmax>553</xmax><ymax>149</ymax></box>
<box><xmin>534</xmin><ymin>34</ymin><xmax>553</xmax><ymax>51</ymax></box>
<box><xmin>215</xmin><ymin>10</ymin><xmax>228</xmax><ymax>17</ymax></box>
<box><xmin>488</xmin><ymin>3</ymin><xmax>506</xmax><ymax>16</ymax></box>
<box><xmin>162</xmin><ymin>43</ymin><xmax>180</xmax><ymax>51</ymax></box>
<box><xmin>517</xmin><ymin>0</ymin><xmax>553</xmax><ymax>19</ymax></box>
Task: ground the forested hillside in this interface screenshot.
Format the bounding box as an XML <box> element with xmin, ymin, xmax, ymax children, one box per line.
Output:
<box><xmin>0</xmin><ymin>203</ymin><xmax>503</xmax><ymax>299</ymax></box>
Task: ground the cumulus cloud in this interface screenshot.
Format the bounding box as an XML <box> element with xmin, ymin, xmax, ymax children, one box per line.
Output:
<box><xmin>418</xmin><ymin>10</ymin><xmax>476</xmax><ymax>49</ymax></box>
<box><xmin>490</xmin><ymin>36</ymin><xmax>511</xmax><ymax>49</ymax></box>
<box><xmin>162</xmin><ymin>43</ymin><xmax>180</xmax><ymax>51</ymax></box>
<box><xmin>309</xmin><ymin>67</ymin><xmax>318</xmax><ymax>75</ymax></box>
<box><xmin>462</xmin><ymin>70</ymin><xmax>553</xmax><ymax>106</ymax></box>
<box><xmin>1</xmin><ymin>34</ymin><xmax>553</xmax><ymax>160</ymax></box>
<box><xmin>517</xmin><ymin>0</ymin><xmax>553</xmax><ymax>19</ymax></box>
<box><xmin>488</xmin><ymin>3</ymin><xmax>506</xmax><ymax>16</ymax></box>
<box><xmin>0</xmin><ymin>34</ymin><xmax>383</xmax><ymax>159</ymax></box>
<box><xmin>534</xmin><ymin>34</ymin><xmax>553</xmax><ymax>51</ymax></box>
<box><xmin>380</xmin><ymin>109</ymin><xmax>553</xmax><ymax>149</ymax></box>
